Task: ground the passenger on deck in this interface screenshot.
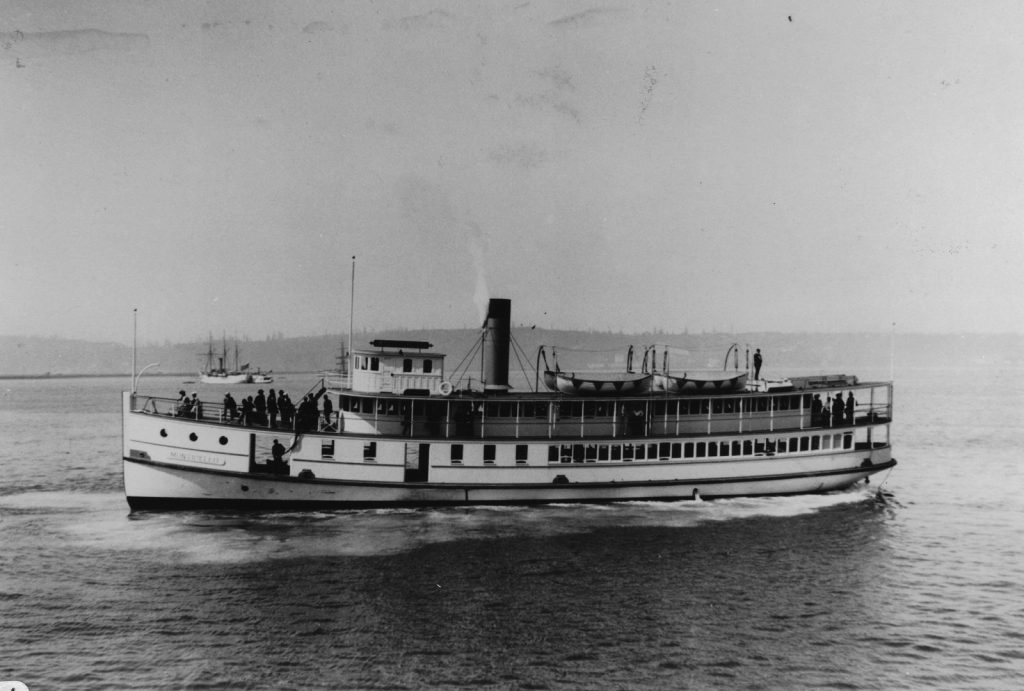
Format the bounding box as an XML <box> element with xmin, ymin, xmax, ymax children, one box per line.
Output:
<box><xmin>254</xmin><ymin>389</ymin><xmax>267</xmax><ymax>426</ymax></box>
<box><xmin>845</xmin><ymin>391</ymin><xmax>856</xmax><ymax>424</ymax></box>
<box><xmin>322</xmin><ymin>395</ymin><xmax>334</xmax><ymax>430</ymax></box>
<box><xmin>267</xmin><ymin>389</ymin><xmax>278</xmax><ymax>428</ymax></box>
<box><xmin>223</xmin><ymin>392</ymin><xmax>237</xmax><ymax>421</ymax></box>
<box><xmin>271</xmin><ymin>439</ymin><xmax>286</xmax><ymax>463</ymax></box>
<box><xmin>241</xmin><ymin>396</ymin><xmax>254</xmax><ymax>426</ymax></box>
<box><xmin>175</xmin><ymin>390</ymin><xmax>189</xmax><ymax>417</ymax></box>
<box><xmin>279</xmin><ymin>392</ymin><xmax>293</xmax><ymax>429</ymax></box>
<box><xmin>190</xmin><ymin>392</ymin><xmax>203</xmax><ymax>420</ymax></box>
<box><xmin>832</xmin><ymin>392</ymin><xmax>844</xmax><ymax>426</ymax></box>
<box><xmin>811</xmin><ymin>394</ymin><xmax>823</xmax><ymax>426</ymax></box>
<box><xmin>753</xmin><ymin>348</ymin><xmax>763</xmax><ymax>379</ymax></box>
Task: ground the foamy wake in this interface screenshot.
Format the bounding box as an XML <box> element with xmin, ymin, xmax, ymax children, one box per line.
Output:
<box><xmin>1</xmin><ymin>485</ymin><xmax>883</xmax><ymax>564</ymax></box>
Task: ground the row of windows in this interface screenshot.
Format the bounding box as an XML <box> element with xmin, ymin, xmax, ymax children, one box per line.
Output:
<box><xmin>340</xmin><ymin>395</ymin><xmax>811</xmax><ymax>418</ymax></box>
<box><xmin>548</xmin><ymin>433</ymin><xmax>852</xmax><ymax>463</ymax></box>
<box><xmin>353</xmin><ymin>355</ymin><xmax>436</xmax><ymax>373</ymax></box>
<box><xmin>437</xmin><ymin>433</ymin><xmax>853</xmax><ymax>465</ymax></box>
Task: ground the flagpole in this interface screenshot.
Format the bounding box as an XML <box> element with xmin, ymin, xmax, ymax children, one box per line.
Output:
<box><xmin>349</xmin><ymin>256</ymin><xmax>355</xmax><ymax>381</ymax></box>
<box><xmin>132</xmin><ymin>308</ymin><xmax>137</xmax><ymax>393</ymax></box>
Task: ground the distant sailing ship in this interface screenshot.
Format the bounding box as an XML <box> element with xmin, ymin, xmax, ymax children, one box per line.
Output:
<box><xmin>199</xmin><ymin>334</ymin><xmax>272</xmax><ymax>385</ymax></box>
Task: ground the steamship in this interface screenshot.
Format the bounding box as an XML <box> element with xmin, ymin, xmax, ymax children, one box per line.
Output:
<box><xmin>122</xmin><ymin>299</ymin><xmax>896</xmax><ymax>510</ymax></box>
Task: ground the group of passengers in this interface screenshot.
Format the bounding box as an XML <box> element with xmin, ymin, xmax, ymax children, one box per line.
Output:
<box><xmin>811</xmin><ymin>391</ymin><xmax>856</xmax><ymax>427</ymax></box>
<box><xmin>175</xmin><ymin>388</ymin><xmax>333</xmax><ymax>432</ymax></box>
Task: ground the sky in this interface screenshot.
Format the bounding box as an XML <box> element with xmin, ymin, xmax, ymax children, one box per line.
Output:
<box><xmin>2</xmin><ymin>1</ymin><xmax>1023</xmax><ymax>343</ymax></box>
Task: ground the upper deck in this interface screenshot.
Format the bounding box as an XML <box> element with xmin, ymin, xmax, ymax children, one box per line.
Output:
<box><xmin>328</xmin><ymin>377</ymin><xmax>892</xmax><ymax>441</ymax></box>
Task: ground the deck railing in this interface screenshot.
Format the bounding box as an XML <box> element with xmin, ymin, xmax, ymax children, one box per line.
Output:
<box><xmin>130</xmin><ymin>382</ymin><xmax>892</xmax><ymax>441</ymax></box>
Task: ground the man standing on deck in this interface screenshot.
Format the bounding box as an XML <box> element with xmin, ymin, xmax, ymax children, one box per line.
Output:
<box><xmin>753</xmin><ymin>348</ymin><xmax>763</xmax><ymax>380</ymax></box>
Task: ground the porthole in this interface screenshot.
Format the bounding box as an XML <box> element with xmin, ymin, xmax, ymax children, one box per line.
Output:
<box><xmin>160</xmin><ymin>429</ymin><xmax>168</xmax><ymax>437</ymax></box>
<box><xmin>189</xmin><ymin>432</ymin><xmax>198</xmax><ymax>442</ymax></box>
<box><xmin>219</xmin><ymin>436</ymin><xmax>228</xmax><ymax>445</ymax></box>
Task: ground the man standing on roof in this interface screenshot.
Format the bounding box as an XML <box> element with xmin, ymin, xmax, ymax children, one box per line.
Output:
<box><xmin>753</xmin><ymin>348</ymin><xmax>763</xmax><ymax>380</ymax></box>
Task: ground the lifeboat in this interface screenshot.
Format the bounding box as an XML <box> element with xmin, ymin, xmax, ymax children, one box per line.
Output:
<box><xmin>652</xmin><ymin>370</ymin><xmax>748</xmax><ymax>394</ymax></box>
<box><xmin>543</xmin><ymin>370</ymin><xmax>653</xmax><ymax>395</ymax></box>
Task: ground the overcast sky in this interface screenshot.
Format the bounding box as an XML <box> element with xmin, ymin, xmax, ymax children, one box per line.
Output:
<box><xmin>3</xmin><ymin>1</ymin><xmax>1022</xmax><ymax>343</ymax></box>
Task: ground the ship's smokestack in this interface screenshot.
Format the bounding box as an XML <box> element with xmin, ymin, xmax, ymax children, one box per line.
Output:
<box><xmin>482</xmin><ymin>298</ymin><xmax>511</xmax><ymax>393</ymax></box>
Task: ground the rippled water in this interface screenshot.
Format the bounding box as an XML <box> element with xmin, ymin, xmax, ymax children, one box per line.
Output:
<box><xmin>1</xmin><ymin>368</ymin><xmax>1022</xmax><ymax>689</ymax></box>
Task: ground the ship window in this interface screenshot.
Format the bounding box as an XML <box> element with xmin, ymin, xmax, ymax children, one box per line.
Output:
<box><xmin>611</xmin><ymin>445</ymin><xmax>622</xmax><ymax>461</ymax></box>
<box><xmin>657</xmin><ymin>442</ymin><xmax>669</xmax><ymax>459</ymax></box>
<box><xmin>811</xmin><ymin>436</ymin><xmax>821</xmax><ymax>451</ymax></box>
<box><xmin>189</xmin><ymin>433</ymin><xmax>198</xmax><ymax>442</ymax></box>
<box><xmin>160</xmin><ymin>428</ymin><xmax>167</xmax><ymax>437</ymax></box>
<box><xmin>219</xmin><ymin>436</ymin><xmax>228</xmax><ymax>445</ymax></box>
<box><xmin>757</xmin><ymin>398</ymin><xmax>769</xmax><ymax>412</ymax></box>
<box><xmin>354</xmin><ymin>355</ymin><xmax>362</xmax><ymax>369</ymax></box>
<box><xmin>585</xmin><ymin>444</ymin><xmax>598</xmax><ymax>462</ymax></box>
<box><xmin>684</xmin><ymin>442</ymin><xmax>694</xmax><ymax>459</ymax></box>
<box><xmin>623</xmin><ymin>444</ymin><xmax>635</xmax><ymax>461</ymax></box>
<box><xmin>800</xmin><ymin>437</ymin><xmax>810</xmax><ymax>451</ymax></box>
<box><xmin>790</xmin><ymin>437</ymin><xmax>799</xmax><ymax>452</ymax></box>
<box><xmin>720</xmin><ymin>442</ymin><xmax>730</xmax><ymax>456</ymax></box>
<box><xmin>843</xmin><ymin>433</ymin><xmax>853</xmax><ymax>449</ymax></box>
<box><xmin>778</xmin><ymin>439</ymin><xmax>787</xmax><ymax>453</ymax></box>
<box><xmin>424</xmin><ymin>359</ymin><xmax>433</xmax><ymax>373</ymax></box>
<box><xmin>370</xmin><ymin>357</ymin><xmax>380</xmax><ymax>371</ymax></box>
<box><xmin>451</xmin><ymin>444</ymin><xmax>463</xmax><ymax>462</ymax></box>
<box><xmin>755</xmin><ymin>440</ymin><xmax>766</xmax><ymax>455</ymax></box>
<box><xmin>732</xmin><ymin>441</ymin><xmax>741</xmax><ymax>456</ymax></box>
<box><xmin>377</xmin><ymin>400</ymin><xmax>387</xmax><ymax>415</ymax></box>
<box><xmin>712</xmin><ymin>400</ymin><xmax>723</xmax><ymax>414</ymax></box>
<box><xmin>598</xmin><ymin>444</ymin><xmax>609</xmax><ymax>461</ymax></box>
<box><xmin>548</xmin><ymin>445</ymin><xmax>559</xmax><ymax>462</ymax></box>
<box><xmin>572</xmin><ymin>445</ymin><xmax>584</xmax><ymax>463</ymax></box>
<box><xmin>515</xmin><ymin>445</ymin><xmax>528</xmax><ymax>463</ymax></box>
<box><xmin>322</xmin><ymin>440</ymin><xmax>334</xmax><ymax>459</ymax></box>
<box><xmin>823</xmin><ymin>435</ymin><xmax>832</xmax><ymax>450</ymax></box>
<box><xmin>696</xmin><ymin>442</ymin><xmax>706</xmax><ymax>458</ymax></box>
<box><xmin>483</xmin><ymin>444</ymin><xmax>496</xmax><ymax>464</ymax></box>
<box><xmin>561</xmin><ymin>444</ymin><xmax>573</xmax><ymax>463</ymax></box>
<box><xmin>635</xmin><ymin>444</ymin><xmax>646</xmax><ymax>460</ymax></box>
<box><xmin>723</xmin><ymin>399</ymin><xmax>734</xmax><ymax>414</ymax></box>
<box><xmin>403</xmin><ymin>358</ymin><xmax>413</xmax><ymax>372</ymax></box>
<box><xmin>363</xmin><ymin>441</ymin><xmax>376</xmax><ymax>460</ymax></box>
<box><xmin>671</xmin><ymin>442</ymin><xmax>682</xmax><ymax>458</ymax></box>
<box><xmin>744</xmin><ymin>440</ymin><xmax>753</xmax><ymax>455</ymax></box>
<box><xmin>707</xmin><ymin>442</ymin><xmax>717</xmax><ymax>458</ymax></box>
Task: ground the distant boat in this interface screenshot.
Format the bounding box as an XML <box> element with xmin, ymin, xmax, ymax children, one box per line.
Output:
<box><xmin>199</xmin><ymin>334</ymin><xmax>272</xmax><ymax>385</ymax></box>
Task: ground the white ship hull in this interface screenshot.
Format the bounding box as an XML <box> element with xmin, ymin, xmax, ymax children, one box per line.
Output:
<box><xmin>122</xmin><ymin>454</ymin><xmax>891</xmax><ymax>510</ymax></box>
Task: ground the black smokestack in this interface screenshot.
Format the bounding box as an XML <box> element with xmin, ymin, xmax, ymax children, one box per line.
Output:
<box><xmin>482</xmin><ymin>298</ymin><xmax>511</xmax><ymax>393</ymax></box>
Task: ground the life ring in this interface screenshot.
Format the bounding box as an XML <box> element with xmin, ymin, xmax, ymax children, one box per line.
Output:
<box><xmin>438</xmin><ymin>381</ymin><xmax>454</xmax><ymax>396</ymax></box>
